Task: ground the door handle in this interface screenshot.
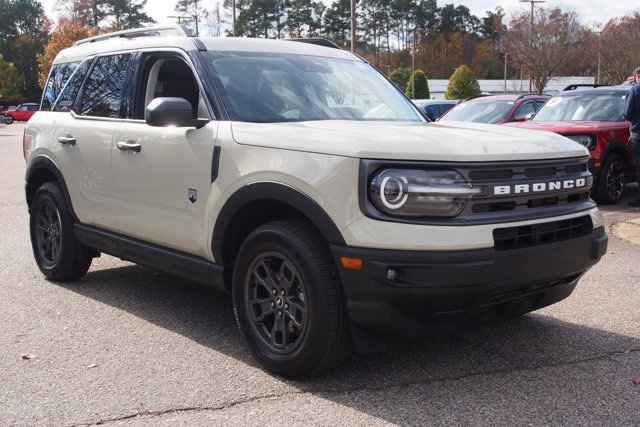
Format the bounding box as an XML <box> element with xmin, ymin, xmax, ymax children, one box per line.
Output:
<box><xmin>58</xmin><ymin>136</ymin><xmax>76</xmax><ymax>145</ymax></box>
<box><xmin>117</xmin><ymin>141</ymin><xmax>142</xmax><ymax>153</ymax></box>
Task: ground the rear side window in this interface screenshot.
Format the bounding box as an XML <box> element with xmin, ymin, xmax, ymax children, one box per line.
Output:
<box><xmin>41</xmin><ymin>62</ymin><xmax>79</xmax><ymax>111</ymax></box>
<box><xmin>53</xmin><ymin>59</ymin><xmax>92</xmax><ymax>112</ymax></box>
<box><xmin>77</xmin><ymin>54</ymin><xmax>131</xmax><ymax>118</ymax></box>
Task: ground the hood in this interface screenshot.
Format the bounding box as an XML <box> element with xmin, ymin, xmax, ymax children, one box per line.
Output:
<box><xmin>231</xmin><ymin>120</ymin><xmax>588</xmax><ymax>162</ymax></box>
<box><xmin>505</xmin><ymin>120</ymin><xmax>628</xmax><ymax>133</ymax></box>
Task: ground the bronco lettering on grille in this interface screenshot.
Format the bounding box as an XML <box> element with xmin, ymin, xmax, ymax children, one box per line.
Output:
<box><xmin>493</xmin><ymin>178</ymin><xmax>587</xmax><ymax>196</ymax></box>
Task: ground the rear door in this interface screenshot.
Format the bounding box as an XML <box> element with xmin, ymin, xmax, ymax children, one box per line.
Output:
<box><xmin>51</xmin><ymin>53</ymin><xmax>133</xmax><ymax>230</ymax></box>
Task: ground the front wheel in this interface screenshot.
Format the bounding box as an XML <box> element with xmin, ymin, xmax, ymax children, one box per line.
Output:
<box><xmin>593</xmin><ymin>154</ymin><xmax>625</xmax><ymax>204</ymax></box>
<box><xmin>232</xmin><ymin>220</ymin><xmax>350</xmax><ymax>378</ymax></box>
<box><xmin>3</xmin><ymin>115</ymin><xmax>13</xmax><ymax>124</ymax></box>
<box><xmin>30</xmin><ymin>182</ymin><xmax>93</xmax><ymax>281</ymax></box>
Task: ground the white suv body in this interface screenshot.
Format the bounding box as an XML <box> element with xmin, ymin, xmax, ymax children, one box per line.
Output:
<box><xmin>24</xmin><ymin>26</ymin><xmax>607</xmax><ymax>378</ymax></box>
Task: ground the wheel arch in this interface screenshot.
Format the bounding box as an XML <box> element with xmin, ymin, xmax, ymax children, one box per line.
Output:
<box><xmin>212</xmin><ymin>182</ymin><xmax>346</xmax><ymax>290</ymax></box>
<box><xmin>25</xmin><ymin>156</ymin><xmax>77</xmax><ymax>220</ymax></box>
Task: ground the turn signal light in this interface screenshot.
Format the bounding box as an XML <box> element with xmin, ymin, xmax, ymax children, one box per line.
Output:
<box><xmin>341</xmin><ymin>257</ymin><xmax>362</xmax><ymax>270</ymax></box>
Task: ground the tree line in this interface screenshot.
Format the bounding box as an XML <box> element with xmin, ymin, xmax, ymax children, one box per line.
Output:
<box><xmin>0</xmin><ymin>0</ymin><xmax>639</xmax><ymax>105</ymax></box>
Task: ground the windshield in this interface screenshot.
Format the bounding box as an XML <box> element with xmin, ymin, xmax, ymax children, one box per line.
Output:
<box><xmin>204</xmin><ymin>52</ymin><xmax>423</xmax><ymax>123</ymax></box>
<box><xmin>533</xmin><ymin>93</ymin><xmax>626</xmax><ymax>122</ymax></box>
<box><xmin>439</xmin><ymin>100</ymin><xmax>514</xmax><ymax>124</ymax></box>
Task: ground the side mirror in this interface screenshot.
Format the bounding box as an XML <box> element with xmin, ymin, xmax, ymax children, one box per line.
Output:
<box><xmin>146</xmin><ymin>97</ymin><xmax>209</xmax><ymax>129</ymax></box>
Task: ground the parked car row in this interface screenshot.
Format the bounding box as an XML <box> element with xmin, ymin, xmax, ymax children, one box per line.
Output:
<box><xmin>435</xmin><ymin>86</ymin><xmax>637</xmax><ymax>204</ymax></box>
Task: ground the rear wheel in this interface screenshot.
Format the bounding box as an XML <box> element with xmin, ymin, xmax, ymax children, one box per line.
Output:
<box><xmin>30</xmin><ymin>182</ymin><xmax>92</xmax><ymax>281</ymax></box>
<box><xmin>232</xmin><ymin>220</ymin><xmax>350</xmax><ymax>378</ymax></box>
<box><xmin>594</xmin><ymin>154</ymin><xmax>625</xmax><ymax>204</ymax></box>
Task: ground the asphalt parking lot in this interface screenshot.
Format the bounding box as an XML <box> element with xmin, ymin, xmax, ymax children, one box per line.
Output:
<box><xmin>1</xmin><ymin>121</ymin><xmax>639</xmax><ymax>426</ymax></box>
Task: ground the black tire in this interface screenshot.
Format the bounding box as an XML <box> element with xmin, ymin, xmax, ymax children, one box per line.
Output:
<box><xmin>29</xmin><ymin>182</ymin><xmax>92</xmax><ymax>281</ymax></box>
<box><xmin>593</xmin><ymin>154</ymin><xmax>625</xmax><ymax>204</ymax></box>
<box><xmin>232</xmin><ymin>220</ymin><xmax>350</xmax><ymax>378</ymax></box>
<box><xmin>4</xmin><ymin>115</ymin><xmax>13</xmax><ymax>124</ymax></box>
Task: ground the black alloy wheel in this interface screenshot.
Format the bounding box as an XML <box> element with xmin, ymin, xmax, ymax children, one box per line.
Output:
<box><xmin>245</xmin><ymin>252</ymin><xmax>308</xmax><ymax>354</ymax></box>
<box><xmin>30</xmin><ymin>182</ymin><xmax>93</xmax><ymax>281</ymax></box>
<box><xmin>233</xmin><ymin>220</ymin><xmax>350</xmax><ymax>378</ymax></box>
<box><xmin>34</xmin><ymin>198</ymin><xmax>62</xmax><ymax>268</ymax></box>
<box><xmin>594</xmin><ymin>154</ymin><xmax>625</xmax><ymax>204</ymax></box>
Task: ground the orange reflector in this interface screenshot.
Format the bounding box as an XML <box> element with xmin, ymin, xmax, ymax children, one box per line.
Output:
<box><xmin>341</xmin><ymin>257</ymin><xmax>363</xmax><ymax>270</ymax></box>
<box><xmin>594</xmin><ymin>162</ymin><xmax>602</xmax><ymax>167</ymax></box>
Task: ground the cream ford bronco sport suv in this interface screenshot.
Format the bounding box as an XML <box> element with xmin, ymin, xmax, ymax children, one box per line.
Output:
<box><xmin>24</xmin><ymin>25</ymin><xmax>608</xmax><ymax>378</ymax></box>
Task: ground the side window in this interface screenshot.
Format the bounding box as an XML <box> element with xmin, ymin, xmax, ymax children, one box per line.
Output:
<box><xmin>513</xmin><ymin>101</ymin><xmax>536</xmax><ymax>121</ymax></box>
<box><xmin>77</xmin><ymin>54</ymin><xmax>131</xmax><ymax>118</ymax></box>
<box><xmin>134</xmin><ymin>55</ymin><xmax>201</xmax><ymax>120</ymax></box>
<box><xmin>53</xmin><ymin>59</ymin><xmax>92</xmax><ymax>112</ymax></box>
<box><xmin>535</xmin><ymin>100</ymin><xmax>547</xmax><ymax>111</ymax></box>
<box><xmin>40</xmin><ymin>62</ymin><xmax>79</xmax><ymax>111</ymax></box>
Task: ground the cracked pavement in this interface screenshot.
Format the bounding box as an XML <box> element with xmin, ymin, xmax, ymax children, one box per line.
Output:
<box><xmin>2</xmin><ymin>123</ymin><xmax>639</xmax><ymax>426</ymax></box>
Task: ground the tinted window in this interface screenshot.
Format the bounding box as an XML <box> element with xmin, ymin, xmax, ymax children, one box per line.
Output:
<box><xmin>513</xmin><ymin>102</ymin><xmax>536</xmax><ymax>121</ymax></box>
<box><xmin>53</xmin><ymin>59</ymin><xmax>92</xmax><ymax>112</ymax></box>
<box><xmin>41</xmin><ymin>62</ymin><xmax>79</xmax><ymax>111</ymax></box>
<box><xmin>78</xmin><ymin>54</ymin><xmax>131</xmax><ymax>118</ymax></box>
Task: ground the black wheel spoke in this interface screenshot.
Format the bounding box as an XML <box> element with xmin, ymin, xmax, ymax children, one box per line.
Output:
<box><xmin>285</xmin><ymin>309</ymin><xmax>303</xmax><ymax>330</ymax></box>
<box><xmin>255</xmin><ymin>260</ymin><xmax>278</xmax><ymax>292</ymax></box>
<box><xmin>271</xmin><ymin>312</ymin><xmax>289</xmax><ymax>349</ymax></box>
<box><xmin>278</xmin><ymin>261</ymin><xmax>296</xmax><ymax>291</ymax></box>
<box><xmin>249</xmin><ymin>298</ymin><xmax>276</xmax><ymax>323</ymax></box>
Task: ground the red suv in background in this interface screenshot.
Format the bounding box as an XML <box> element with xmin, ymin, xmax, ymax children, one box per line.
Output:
<box><xmin>506</xmin><ymin>85</ymin><xmax>636</xmax><ymax>204</ymax></box>
<box><xmin>1</xmin><ymin>103</ymin><xmax>39</xmax><ymax>124</ymax></box>
<box><xmin>438</xmin><ymin>94</ymin><xmax>550</xmax><ymax>124</ymax></box>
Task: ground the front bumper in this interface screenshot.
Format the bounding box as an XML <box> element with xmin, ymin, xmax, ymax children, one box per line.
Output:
<box><xmin>331</xmin><ymin>226</ymin><xmax>607</xmax><ymax>349</ymax></box>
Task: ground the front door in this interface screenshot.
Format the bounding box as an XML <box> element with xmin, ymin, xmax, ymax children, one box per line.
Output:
<box><xmin>112</xmin><ymin>52</ymin><xmax>218</xmax><ymax>258</ymax></box>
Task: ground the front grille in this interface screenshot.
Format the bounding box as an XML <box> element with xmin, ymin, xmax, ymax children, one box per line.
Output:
<box><xmin>464</xmin><ymin>158</ymin><xmax>592</xmax><ymax>219</ymax></box>
<box><xmin>493</xmin><ymin>215</ymin><xmax>593</xmax><ymax>250</ymax></box>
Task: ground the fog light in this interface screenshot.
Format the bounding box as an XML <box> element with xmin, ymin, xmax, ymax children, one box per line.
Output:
<box><xmin>387</xmin><ymin>269</ymin><xmax>398</xmax><ymax>281</ymax></box>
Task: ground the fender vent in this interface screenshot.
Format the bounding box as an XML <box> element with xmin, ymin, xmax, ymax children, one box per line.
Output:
<box><xmin>493</xmin><ymin>216</ymin><xmax>593</xmax><ymax>250</ymax></box>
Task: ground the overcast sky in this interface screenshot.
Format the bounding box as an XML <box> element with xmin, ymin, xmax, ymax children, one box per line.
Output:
<box><xmin>41</xmin><ymin>0</ymin><xmax>640</xmax><ymax>31</ymax></box>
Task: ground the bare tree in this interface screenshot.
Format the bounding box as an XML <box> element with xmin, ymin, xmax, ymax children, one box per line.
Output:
<box><xmin>502</xmin><ymin>7</ymin><xmax>591</xmax><ymax>93</ymax></box>
<box><xmin>598</xmin><ymin>13</ymin><xmax>640</xmax><ymax>84</ymax></box>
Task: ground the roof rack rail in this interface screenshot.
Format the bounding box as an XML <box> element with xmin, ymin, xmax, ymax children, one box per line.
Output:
<box><xmin>73</xmin><ymin>25</ymin><xmax>194</xmax><ymax>46</ymax></box>
<box><xmin>286</xmin><ymin>38</ymin><xmax>340</xmax><ymax>49</ymax></box>
<box><xmin>562</xmin><ymin>84</ymin><xmax>611</xmax><ymax>91</ymax></box>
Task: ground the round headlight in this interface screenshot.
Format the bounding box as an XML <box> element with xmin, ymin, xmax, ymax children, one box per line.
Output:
<box><xmin>370</xmin><ymin>169</ymin><xmax>485</xmax><ymax>218</ymax></box>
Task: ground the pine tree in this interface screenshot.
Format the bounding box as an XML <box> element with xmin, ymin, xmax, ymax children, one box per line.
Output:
<box><xmin>175</xmin><ymin>0</ymin><xmax>209</xmax><ymax>36</ymax></box>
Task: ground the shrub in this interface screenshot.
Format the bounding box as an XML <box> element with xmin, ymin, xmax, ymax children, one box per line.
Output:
<box><xmin>405</xmin><ymin>70</ymin><xmax>430</xmax><ymax>99</ymax></box>
<box><xmin>445</xmin><ymin>65</ymin><xmax>481</xmax><ymax>100</ymax></box>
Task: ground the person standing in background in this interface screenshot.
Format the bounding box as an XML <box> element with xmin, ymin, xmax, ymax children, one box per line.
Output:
<box><xmin>623</xmin><ymin>67</ymin><xmax>640</xmax><ymax>207</ymax></box>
